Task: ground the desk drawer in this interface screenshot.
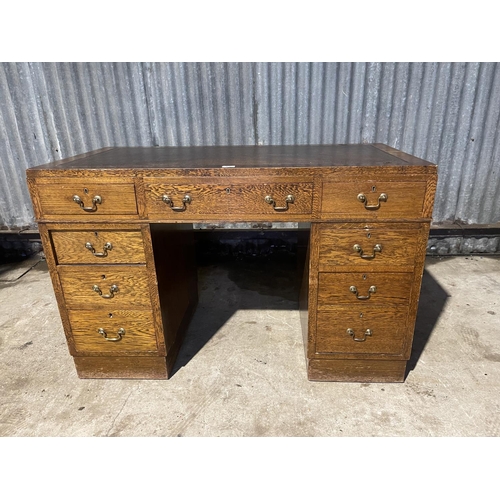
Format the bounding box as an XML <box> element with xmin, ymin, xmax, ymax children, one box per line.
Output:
<box><xmin>318</xmin><ymin>225</ymin><xmax>420</xmax><ymax>271</ymax></box>
<box><xmin>58</xmin><ymin>265</ymin><xmax>151</xmax><ymax>309</ymax></box>
<box><xmin>51</xmin><ymin>230</ymin><xmax>146</xmax><ymax>264</ymax></box>
<box><xmin>37</xmin><ymin>180</ymin><xmax>138</xmax><ymax>217</ymax></box>
<box><xmin>143</xmin><ymin>179</ymin><xmax>230</xmax><ymax>218</ymax></box>
<box><xmin>68</xmin><ymin>309</ymin><xmax>158</xmax><ymax>354</ymax></box>
<box><xmin>230</xmin><ymin>182</ymin><xmax>313</xmax><ymax>216</ymax></box>
<box><xmin>317</xmin><ymin>272</ymin><xmax>413</xmax><ymax>308</ymax></box>
<box><xmin>322</xmin><ymin>181</ymin><xmax>427</xmax><ymax>219</ymax></box>
<box><xmin>316</xmin><ymin>306</ymin><xmax>408</xmax><ymax>355</ymax></box>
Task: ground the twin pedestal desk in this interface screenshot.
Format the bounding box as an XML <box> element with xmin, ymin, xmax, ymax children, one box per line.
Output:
<box><xmin>27</xmin><ymin>144</ymin><xmax>437</xmax><ymax>383</ymax></box>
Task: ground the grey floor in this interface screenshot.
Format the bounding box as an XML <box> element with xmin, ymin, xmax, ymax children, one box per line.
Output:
<box><xmin>1</xmin><ymin>253</ymin><xmax>499</xmax><ymax>437</ymax></box>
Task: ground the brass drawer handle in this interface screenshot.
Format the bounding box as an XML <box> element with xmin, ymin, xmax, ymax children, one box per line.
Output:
<box><xmin>357</xmin><ymin>193</ymin><xmax>387</xmax><ymax>210</ymax></box>
<box><xmin>73</xmin><ymin>194</ymin><xmax>102</xmax><ymax>212</ymax></box>
<box><xmin>353</xmin><ymin>243</ymin><xmax>382</xmax><ymax>259</ymax></box>
<box><xmin>162</xmin><ymin>194</ymin><xmax>191</xmax><ymax>212</ymax></box>
<box><xmin>85</xmin><ymin>241</ymin><xmax>112</xmax><ymax>257</ymax></box>
<box><xmin>349</xmin><ymin>285</ymin><xmax>376</xmax><ymax>300</ymax></box>
<box><xmin>98</xmin><ymin>327</ymin><xmax>125</xmax><ymax>341</ymax></box>
<box><xmin>92</xmin><ymin>284</ymin><xmax>119</xmax><ymax>299</ymax></box>
<box><xmin>265</xmin><ymin>194</ymin><xmax>295</xmax><ymax>212</ymax></box>
<box><xmin>347</xmin><ymin>328</ymin><xmax>372</xmax><ymax>342</ymax></box>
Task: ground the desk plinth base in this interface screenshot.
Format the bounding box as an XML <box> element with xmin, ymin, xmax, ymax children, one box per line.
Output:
<box><xmin>307</xmin><ymin>359</ymin><xmax>407</xmax><ymax>383</ymax></box>
<box><xmin>74</xmin><ymin>356</ymin><xmax>168</xmax><ymax>379</ymax></box>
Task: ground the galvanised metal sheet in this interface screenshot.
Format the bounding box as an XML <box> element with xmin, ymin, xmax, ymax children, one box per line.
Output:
<box><xmin>1</xmin><ymin>62</ymin><xmax>499</xmax><ymax>230</ymax></box>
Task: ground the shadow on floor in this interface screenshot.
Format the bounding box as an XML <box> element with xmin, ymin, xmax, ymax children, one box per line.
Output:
<box><xmin>171</xmin><ymin>254</ymin><xmax>302</xmax><ymax>376</ymax></box>
<box><xmin>172</xmin><ymin>251</ymin><xmax>450</xmax><ymax>379</ymax></box>
<box><xmin>405</xmin><ymin>268</ymin><xmax>450</xmax><ymax>378</ymax></box>
<box><xmin>0</xmin><ymin>253</ymin><xmax>44</xmax><ymax>283</ymax></box>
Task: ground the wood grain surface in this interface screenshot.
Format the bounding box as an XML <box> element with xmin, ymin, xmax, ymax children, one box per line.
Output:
<box><xmin>306</xmin><ymin>223</ymin><xmax>321</xmax><ymax>358</ymax></box>
<box><xmin>317</xmin><ymin>272</ymin><xmax>413</xmax><ymax>307</ymax></box>
<box><xmin>230</xmin><ymin>182</ymin><xmax>313</xmax><ymax>216</ymax></box>
<box><xmin>318</xmin><ymin>225</ymin><xmax>421</xmax><ymax>272</ymax></box>
<box><xmin>144</xmin><ymin>178</ymin><xmax>230</xmax><ymax>216</ymax></box>
<box><xmin>401</xmin><ymin>222</ymin><xmax>432</xmax><ymax>358</ymax></box>
<box><xmin>140</xmin><ymin>225</ymin><xmax>167</xmax><ymax>356</ymax></box>
<box><xmin>58</xmin><ymin>265</ymin><xmax>151</xmax><ymax>309</ymax></box>
<box><xmin>298</xmin><ymin>228</ymin><xmax>311</xmax><ymax>359</ymax></box>
<box><xmin>36</xmin><ymin>180</ymin><xmax>138</xmax><ymax>216</ymax></box>
<box><xmin>74</xmin><ymin>356</ymin><xmax>168</xmax><ymax>379</ymax></box>
<box><xmin>51</xmin><ymin>229</ymin><xmax>146</xmax><ymax>264</ymax></box>
<box><xmin>307</xmin><ymin>358</ymin><xmax>406</xmax><ymax>382</ymax></box>
<box><xmin>26</xmin><ymin>144</ymin><xmax>437</xmax><ymax>382</ymax></box>
<box><xmin>37</xmin><ymin>223</ymin><xmax>78</xmax><ymax>355</ymax></box>
<box><xmin>423</xmin><ymin>174</ymin><xmax>438</xmax><ymax>218</ymax></box>
<box><xmin>321</xmin><ymin>181</ymin><xmax>426</xmax><ymax>219</ymax></box>
<box><xmin>315</xmin><ymin>306</ymin><xmax>408</xmax><ymax>355</ymax></box>
<box><xmin>68</xmin><ymin>309</ymin><xmax>158</xmax><ymax>354</ymax></box>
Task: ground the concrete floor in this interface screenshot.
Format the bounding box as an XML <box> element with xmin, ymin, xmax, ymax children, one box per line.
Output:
<box><xmin>0</xmin><ymin>253</ymin><xmax>499</xmax><ymax>437</ymax></box>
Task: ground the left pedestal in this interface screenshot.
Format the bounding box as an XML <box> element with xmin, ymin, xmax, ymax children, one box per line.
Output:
<box><xmin>38</xmin><ymin>222</ymin><xmax>197</xmax><ymax>380</ymax></box>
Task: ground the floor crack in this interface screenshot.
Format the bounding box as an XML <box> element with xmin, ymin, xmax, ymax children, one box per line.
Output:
<box><xmin>105</xmin><ymin>389</ymin><xmax>134</xmax><ymax>436</ymax></box>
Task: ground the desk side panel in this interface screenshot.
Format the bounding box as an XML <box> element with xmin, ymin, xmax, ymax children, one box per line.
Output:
<box><xmin>150</xmin><ymin>224</ymin><xmax>198</xmax><ymax>375</ymax></box>
<box><xmin>37</xmin><ymin>222</ymin><xmax>77</xmax><ymax>356</ymax></box>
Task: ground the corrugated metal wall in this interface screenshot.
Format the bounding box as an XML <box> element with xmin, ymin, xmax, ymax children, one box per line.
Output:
<box><xmin>1</xmin><ymin>62</ymin><xmax>499</xmax><ymax>230</ymax></box>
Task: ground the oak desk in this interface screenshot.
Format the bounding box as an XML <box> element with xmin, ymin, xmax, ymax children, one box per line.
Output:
<box><xmin>27</xmin><ymin>144</ymin><xmax>437</xmax><ymax>382</ymax></box>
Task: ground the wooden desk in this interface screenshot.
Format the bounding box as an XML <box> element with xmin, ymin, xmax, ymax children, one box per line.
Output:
<box><xmin>27</xmin><ymin>144</ymin><xmax>437</xmax><ymax>382</ymax></box>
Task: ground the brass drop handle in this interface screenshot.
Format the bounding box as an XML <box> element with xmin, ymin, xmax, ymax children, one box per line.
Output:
<box><xmin>162</xmin><ymin>194</ymin><xmax>191</xmax><ymax>212</ymax></box>
<box><xmin>349</xmin><ymin>285</ymin><xmax>376</xmax><ymax>300</ymax></box>
<box><xmin>347</xmin><ymin>328</ymin><xmax>372</xmax><ymax>342</ymax></box>
<box><xmin>73</xmin><ymin>194</ymin><xmax>102</xmax><ymax>212</ymax></box>
<box><xmin>85</xmin><ymin>241</ymin><xmax>112</xmax><ymax>257</ymax></box>
<box><xmin>98</xmin><ymin>327</ymin><xmax>125</xmax><ymax>341</ymax></box>
<box><xmin>353</xmin><ymin>243</ymin><xmax>382</xmax><ymax>259</ymax></box>
<box><xmin>357</xmin><ymin>192</ymin><xmax>387</xmax><ymax>210</ymax></box>
<box><xmin>93</xmin><ymin>284</ymin><xmax>119</xmax><ymax>299</ymax></box>
<box><xmin>265</xmin><ymin>194</ymin><xmax>295</xmax><ymax>212</ymax></box>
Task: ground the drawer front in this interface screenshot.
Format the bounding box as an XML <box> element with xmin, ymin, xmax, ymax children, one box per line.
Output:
<box><xmin>230</xmin><ymin>182</ymin><xmax>313</xmax><ymax>216</ymax></box>
<box><xmin>322</xmin><ymin>181</ymin><xmax>427</xmax><ymax>219</ymax></box>
<box><xmin>317</xmin><ymin>272</ymin><xmax>413</xmax><ymax>308</ymax></box>
<box><xmin>37</xmin><ymin>181</ymin><xmax>138</xmax><ymax>216</ymax></box>
<box><xmin>143</xmin><ymin>179</ymin><xmax>230</xmax><ymax>217</ymax></box>
<box><xmin>51</xmin><ymin>230</ymin><xmax>146</xmax><ymax>264</ymax></box>
<box><xmin>319</xmin><ymin>226</ymin><xmax>420</xmax><ymax>271</ymax></box>
<box><xmin>58</xmin><ymin>265</ymin><xmax>151</xmax><ymax>309</ymax></box>
<box><xmin>68</xmin><ymin>310</ymin><xmax>158</xmax><ymax>354</ymax></box>
<box><xmin>316</xmin><ymin>307</ymin><xmax>408</xmax><ymax>355</ymax></box>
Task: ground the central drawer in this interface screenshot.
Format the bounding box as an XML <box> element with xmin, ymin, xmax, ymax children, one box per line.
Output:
<box><xmin>58</xmin><ymin>265</ymin><xmax>151</xmax><ymax>309</ymax></box>
<box><xmin>68</xmin><ymin>309</ymin><xmax>158</xmax><ymax>354</ymax></box>
<box><xmin>143</xmin><ymin>178</ymin><xmax>230</xmax><ymax>218</ymax></box>
<box><xmin>229</xmin><ymin>181</ymin><xmax>314</xmax><ymax>217</ymax></box>
<box><xmin>143</xmin><ymin>177</ymin><xmax>315</xmax><ymax>219</ymax></box>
